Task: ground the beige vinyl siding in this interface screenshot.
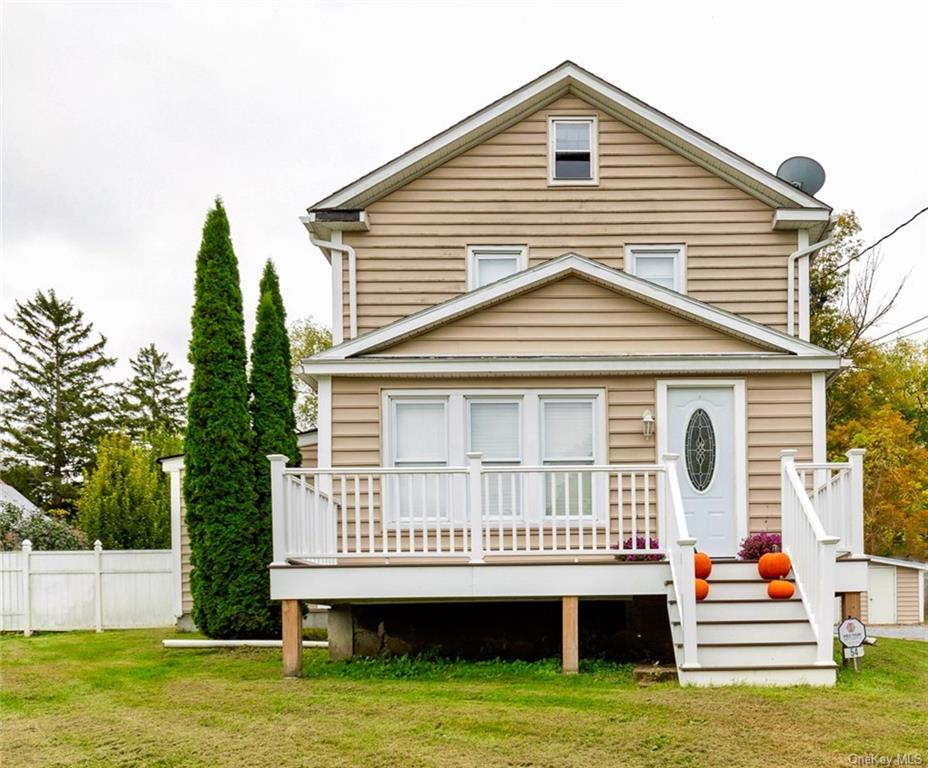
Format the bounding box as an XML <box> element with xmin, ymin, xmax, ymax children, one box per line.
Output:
<box><xmin>896</xmin><ymin>567</ymin><xmax>921</xmax><ymax>624</ymax></box>
<box><xmin>746</xmin><ymin>374</ymin><xmax>813</xmax><ymax>533</ymax></box>
<box><xmin>299</xmin><ymin>442</ymin><xmax>318</xmax><ymax>468</ymax></box>
<box><xmin>331</xmin><ymin>372</ymin><xmax>812</xmax><ymax>536</ymax></box>
<box><xmin>341</xmin><ymin>94</ymin><xmax>797</xmax><ymax>340</ymax></box>
<box><xmin>178</xmin><ymin>469</ymin><xmax>192</xmax><ymax>616</ymax></box>
<box><xmin>381</xmin><ymin>275</ymin><xmax>766</xmax><ymax>356</ymax></box>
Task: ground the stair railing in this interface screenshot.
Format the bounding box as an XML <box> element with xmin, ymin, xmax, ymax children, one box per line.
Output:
<box><xmin>661</xmin><ymin>453</ymin><xmax>698</xmax><ymax>667</ymax></box>
<box><xmin>780</xmin><ymin>450</ymin><xmax>840</xmax><ymax>664</ymax></box>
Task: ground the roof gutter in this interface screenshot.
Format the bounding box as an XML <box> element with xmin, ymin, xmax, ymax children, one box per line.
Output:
<box><xmin>787</xmin><ymin>234</ymin><xmax>833</xmax><ymax>338</ymax></box>
<box><xmin>301</xmin><ymin>217</ymin><xmax>358</xmax><ymax>341</ymax></box>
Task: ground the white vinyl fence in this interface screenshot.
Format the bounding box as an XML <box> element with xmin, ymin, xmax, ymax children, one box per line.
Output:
<box><xmin>0</xmin><ymin>540</ymin><xmax>175</xmax><ymax>634</ymax></box>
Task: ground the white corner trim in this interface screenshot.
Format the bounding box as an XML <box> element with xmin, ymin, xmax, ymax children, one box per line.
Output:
<box><xmin>623</xmin><ymin>243</ymin><xmax>687</xmax><ymax>294</ymax></box>
<box><xmin>655</xmin><ymin>379</ymin><xmax>748</xmax><ymax>551</ymax></box>
<box><xmin>797</xmin><ymin>230</ymin><xmax>811</xmax><ymax>341</ymax></box>
<box><xmin>812</xmin><ymin>372</ymin><xmax>826</xmax><ymax>465</ymax></box>
<box><xmin>465</xmin><ymin>245</ymin><xmax>529</xmax><ymax>290</ymax></box>
<box><xmin>316</xmin><ymin>376</ymin><xmax>332</xmax><ymax>469</ymax></box>
<box><xmin>313</xmin><ymin>254</ymin><xmax>832</xmax><ymax>361</ymax></box>
<box><xmin>162</xmin><ymin>461</ymin><xmax>184</xmax><ymax>618</ymax></box>
<box><xmin>547</xmin><ymin>115</ymin><xmax>599</xmax><ymax>186</ymax></box>
<box><xmin>310</xmin><ymin>62</ymin><xmax>825</xmax><ymax>211</ymax></box>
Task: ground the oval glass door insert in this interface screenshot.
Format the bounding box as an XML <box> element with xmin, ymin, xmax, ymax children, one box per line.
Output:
<box><xmin>685</xmin><ymin>408</ymin><xmax>716</xmax><ymax>491</ymax></box>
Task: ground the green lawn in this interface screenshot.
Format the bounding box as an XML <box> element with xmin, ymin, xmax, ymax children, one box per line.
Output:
<box><xmin>1</xmin><ymin>629</ymin><xmax>926</xmax><ymax>767</ymax></box>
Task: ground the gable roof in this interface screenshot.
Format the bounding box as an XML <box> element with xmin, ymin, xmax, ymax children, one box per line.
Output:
<box><xmin>309</xmin><ymin>61</ymin><xmax>831</xmax><ymax>213</ymax></box>
<box><xmin>311</xmin><ymin>254</ymin><xmax>837</xmax><ymax>361</ymax></box>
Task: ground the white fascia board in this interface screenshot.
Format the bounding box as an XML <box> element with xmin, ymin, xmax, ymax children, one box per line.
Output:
<box><xmin>271</xmin><ymin>561</ymin><xmax>669</xmax><ymax>602</ymax></box>
<box><xmin>296</xmin><ymin>430</ymin><xmax>318</xmax><ymax>448</ymax></box>
<box><xmin>867</xmin><ymin>555</ymin><xmax>928</xmax><ymax>571</ymax></box>
<box><xmin>311</xmin><ymin>62</ymin><xmax>825</xmax><ymax>212</ymax></box>
<box><xmin>313</xmin><ymin>254</ymin><xmax>831</xmax><ymax>360</ymax></box>
<box><xmin>300</xmin><ymin>211</ymin><xmax>370</xmax><ymax>238</ymax></box>
<box><xmin>160</xmin><ymin>456</ymin><xmax>184</xmax><ymax>473</ymax></box>
<box><xmin>301</xmin><ymin>354</ymin><xmax>844</xmax><ymax>379</ymax></box>
<box><xmin>772</xmin><ymin>208</ymin><xmax>832</xmax><ymax>230</ymax></box>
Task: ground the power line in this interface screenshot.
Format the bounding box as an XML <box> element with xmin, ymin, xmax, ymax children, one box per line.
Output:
<box><xmin>877</xmin><ymin>324</ymin><xmax>928</xmax><ymax>346</ymax></box>
<box><xmin>870</xmin><ymin>312</ymin><xmax>928</xmax><ymax>342</ymax></box>
<box><xmin>825</xmin><ymin>204</ymin><xmax>928</xmax><ymax>276</ymax></box>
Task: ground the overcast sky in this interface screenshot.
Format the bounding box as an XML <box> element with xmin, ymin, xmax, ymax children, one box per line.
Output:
<box><xmin>2</xmin><ymin>1</ymin><xmax>926</xmax><ymax>382</ymax></box>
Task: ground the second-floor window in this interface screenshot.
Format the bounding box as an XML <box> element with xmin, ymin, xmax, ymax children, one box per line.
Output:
<box><xmin>467</xmin><ymin>245</ymin><xmax>528</xmax><ymax>289</ymax></box>
<box><xmin>624</xmin><ymin>244</ymin><xmax>686</xmax><ymax>293</ymax></box>
<box><xmin>548</xmin><ymin>117</ymin><xmax>598</xmax><ymax>184</ymax></box>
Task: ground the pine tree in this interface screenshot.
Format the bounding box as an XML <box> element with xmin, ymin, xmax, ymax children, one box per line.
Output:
<box><xmin>119</xmin><ymin>343</ymin><xmax>186</xmax><ymax>438</ymax></box>
<box><xmin>246</xmin><ymin>262</ymin><xmax>299</xmax><ymax>635</ymax></box>
<box><xmin>184</xmin><ymin>199</ymin><xmax>266</xmax><ymax>638</ymax></box>
<box><xmin>0</xmin><ymin>289</ymin><xmax>114</xmax><ymax>512</ymax></box>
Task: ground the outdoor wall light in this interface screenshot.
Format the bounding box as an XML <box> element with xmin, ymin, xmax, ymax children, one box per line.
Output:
<box><xmin>642</xmin><ymin>409</ymin><xmax>655</xmax><ymax>438</ymax></box>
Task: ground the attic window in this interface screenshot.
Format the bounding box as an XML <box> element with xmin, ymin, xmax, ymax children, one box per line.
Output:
<box><xmin>549</xmin><ymin>117</ymin><xmax>598</xmax><ymax>185</ymax></box>
<box><xmin>624</xmin><ymin>244</ymin><xmax>687</xmax><ymax>293</ymax></box>
<box><xmin>467</xmin><ymin>245</ymin><xmax>528</xmax><ymax>290</ymax></box>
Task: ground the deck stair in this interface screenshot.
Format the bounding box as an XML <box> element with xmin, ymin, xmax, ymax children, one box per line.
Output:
<box><xmin>667</xmin><ymin>560</ymin><xmax>837</xmax><ymax>686</ymax></box>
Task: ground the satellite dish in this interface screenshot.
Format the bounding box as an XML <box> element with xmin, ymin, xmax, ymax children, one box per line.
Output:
<box><xmin>776</xmin><ymin>156</ymin><xmax>826</xmax><ymax>195</ymax></box>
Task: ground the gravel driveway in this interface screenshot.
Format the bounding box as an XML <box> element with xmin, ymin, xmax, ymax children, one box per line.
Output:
<box><xmin>864</xmin><ymin>624</ymin><xmax>928</xmax><ymax>641</ymax></box>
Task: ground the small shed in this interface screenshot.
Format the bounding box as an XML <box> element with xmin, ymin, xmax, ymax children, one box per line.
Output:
<box><xmin>862</xmin><ymin>556</ymin><xmax>927</xmax><ymax>625</ymax></box>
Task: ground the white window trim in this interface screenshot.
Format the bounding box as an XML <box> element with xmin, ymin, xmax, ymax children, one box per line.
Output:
<box><xmin>547</xmin><ymin>116</ymin><xmax>599</xmax><ymax>186</ymax></box>
<box><xmin>623</xmin><ymin>243</ymin><xmax>687</xmax><ymax>293</ymax></box>
<box><xmin>466</xmin><ymin>245</ymin><xmax>529</xmax><ymax>290</ymax></box>
<box><xmin>390</xmin><ymin>397</ymin><xmax>450</xmax><ymax>465</ymax></box>
<box><xmin>382</xmin><ymin>388</ymin><xmax>607</xmax><ymax>523</ymax></box>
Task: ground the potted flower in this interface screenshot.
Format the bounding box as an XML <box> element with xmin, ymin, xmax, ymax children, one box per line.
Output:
<box><xmin>737</xmin><ymin>532</ymin><xmax>782</xmax><ymax>561</ymax></box>
<box><xmin>612</xmin><ymin>536</ymin><xmax>664</xmax><ymax>562</ymax></box>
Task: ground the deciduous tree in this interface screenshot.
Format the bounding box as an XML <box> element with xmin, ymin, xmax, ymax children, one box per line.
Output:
<box><xmin>288</xmin><ymin>317</ymin><xmax>332</xmax><ymax>430</ymax></box>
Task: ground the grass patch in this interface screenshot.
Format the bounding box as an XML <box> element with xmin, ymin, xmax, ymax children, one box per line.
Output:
<box><xmin>1</xmin><ymin>629</ymin><xmax>926</xmax><ymax>767</ymax></box>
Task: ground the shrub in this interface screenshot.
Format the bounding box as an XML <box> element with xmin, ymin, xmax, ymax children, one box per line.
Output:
<box><xmin>737</xmin><ymin>532</ymin><xmax>782</xmax><ymax>560</ymax></box>
<box><xmin>77</xmin><ymin>432</ymin><xmax>169</xmax><ymax>549</ymax></box>
<box><xmin>612</xmin><ymin>536</ymin><xmax>664</xmax><ymax>562</ymax></box>
<box><xmin>0</xmin><ymin>501</ymin><xmax>87</xmax><ymax>551</ymax></box>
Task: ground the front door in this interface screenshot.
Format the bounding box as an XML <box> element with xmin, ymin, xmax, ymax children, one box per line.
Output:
<box><xmin>666</xmin><ymin>386</ymin><xmax>738</xmax><ymax>557</ymax></box>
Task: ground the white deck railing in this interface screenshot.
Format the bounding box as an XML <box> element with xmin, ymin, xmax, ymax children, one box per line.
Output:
<box><xmin>795</xmin><ymin>449</ymin><xmax>865</xmax><ymax>557</ymax></box>
<box><xmin>781</xmin><ymin>450</ymin><xmax>841</xmax><ymax>664</ymax></box>
<box><xmin>269</xmin><ymin>454</ymin><xmax>676</xmax><ymax>563</ymax></box>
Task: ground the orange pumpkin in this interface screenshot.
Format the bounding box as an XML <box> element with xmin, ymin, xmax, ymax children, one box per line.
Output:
<box><xmin>767</xmin><ymin>579</ymin><xmax>795</xmax><ymax>600</ymax></box>
<box><xmin>758</xmin><ymin>550</ymin><xmax>792</xmax><ymax>580</ymax></box>
<box><xmin>695</xmin><ymin>578</ymin><xmax>710</xmax><ymax>601</ymax></box>
<box><xmin>694</xmin><ymin>552</ymin><xmax>713</xmax><ymax>580</ymax></box>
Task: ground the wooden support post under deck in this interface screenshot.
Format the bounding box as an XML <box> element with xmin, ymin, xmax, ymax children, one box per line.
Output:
<box><xmin>562</xmin><ymin>596</ymin><xmax>579</xmax><ymax>675</ymax></box>
<box><xmin>841</xmin><ymin>592</ymin><xmax>862</xmax><ymax>621</ymax></box>
<box><xmin>282</xmin><ymin>600</ymin><xmax>303</xmax><ymax>678</ymax></box>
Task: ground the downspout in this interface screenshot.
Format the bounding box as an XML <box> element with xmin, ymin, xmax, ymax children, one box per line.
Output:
<box><xmin>787</xmin><ymin>234</ymin><xmax>833</xmax><ymax>338</ymax></box>
<box><xmin>309</xmin><ymin>233</ymin><xmax>358</xmax><ymax>340</ymax></box>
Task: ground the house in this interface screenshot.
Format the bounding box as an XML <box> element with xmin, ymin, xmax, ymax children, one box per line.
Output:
<box><xmin>192</xmin><ymin>61</ymin><xmax>870</xmax><ymax>685</ymax></box>
<box><xmin>0</xmin><ymin>482</ymin><xmax>40</xmax><ymax>514</ymax></box>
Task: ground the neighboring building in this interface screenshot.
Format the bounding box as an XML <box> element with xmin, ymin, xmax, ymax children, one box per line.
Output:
<box><xmin>0</xmin><ymin>482</ymin><xmax>39</xmax><ymax>514</ymax></box>
<box><xmin>179</xmin><ymin>61</ymin><xmax>869</xmax><ymax>685</ymax></box>
<box><xmin>861</xmin><ymin>556</ymin><xmax>926</xmax><ymax>625</ymax></box>
<box><xmin>161</xmin><ymin>429</ymin><xmax>317</xmax><ymax>629</ymax></box>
